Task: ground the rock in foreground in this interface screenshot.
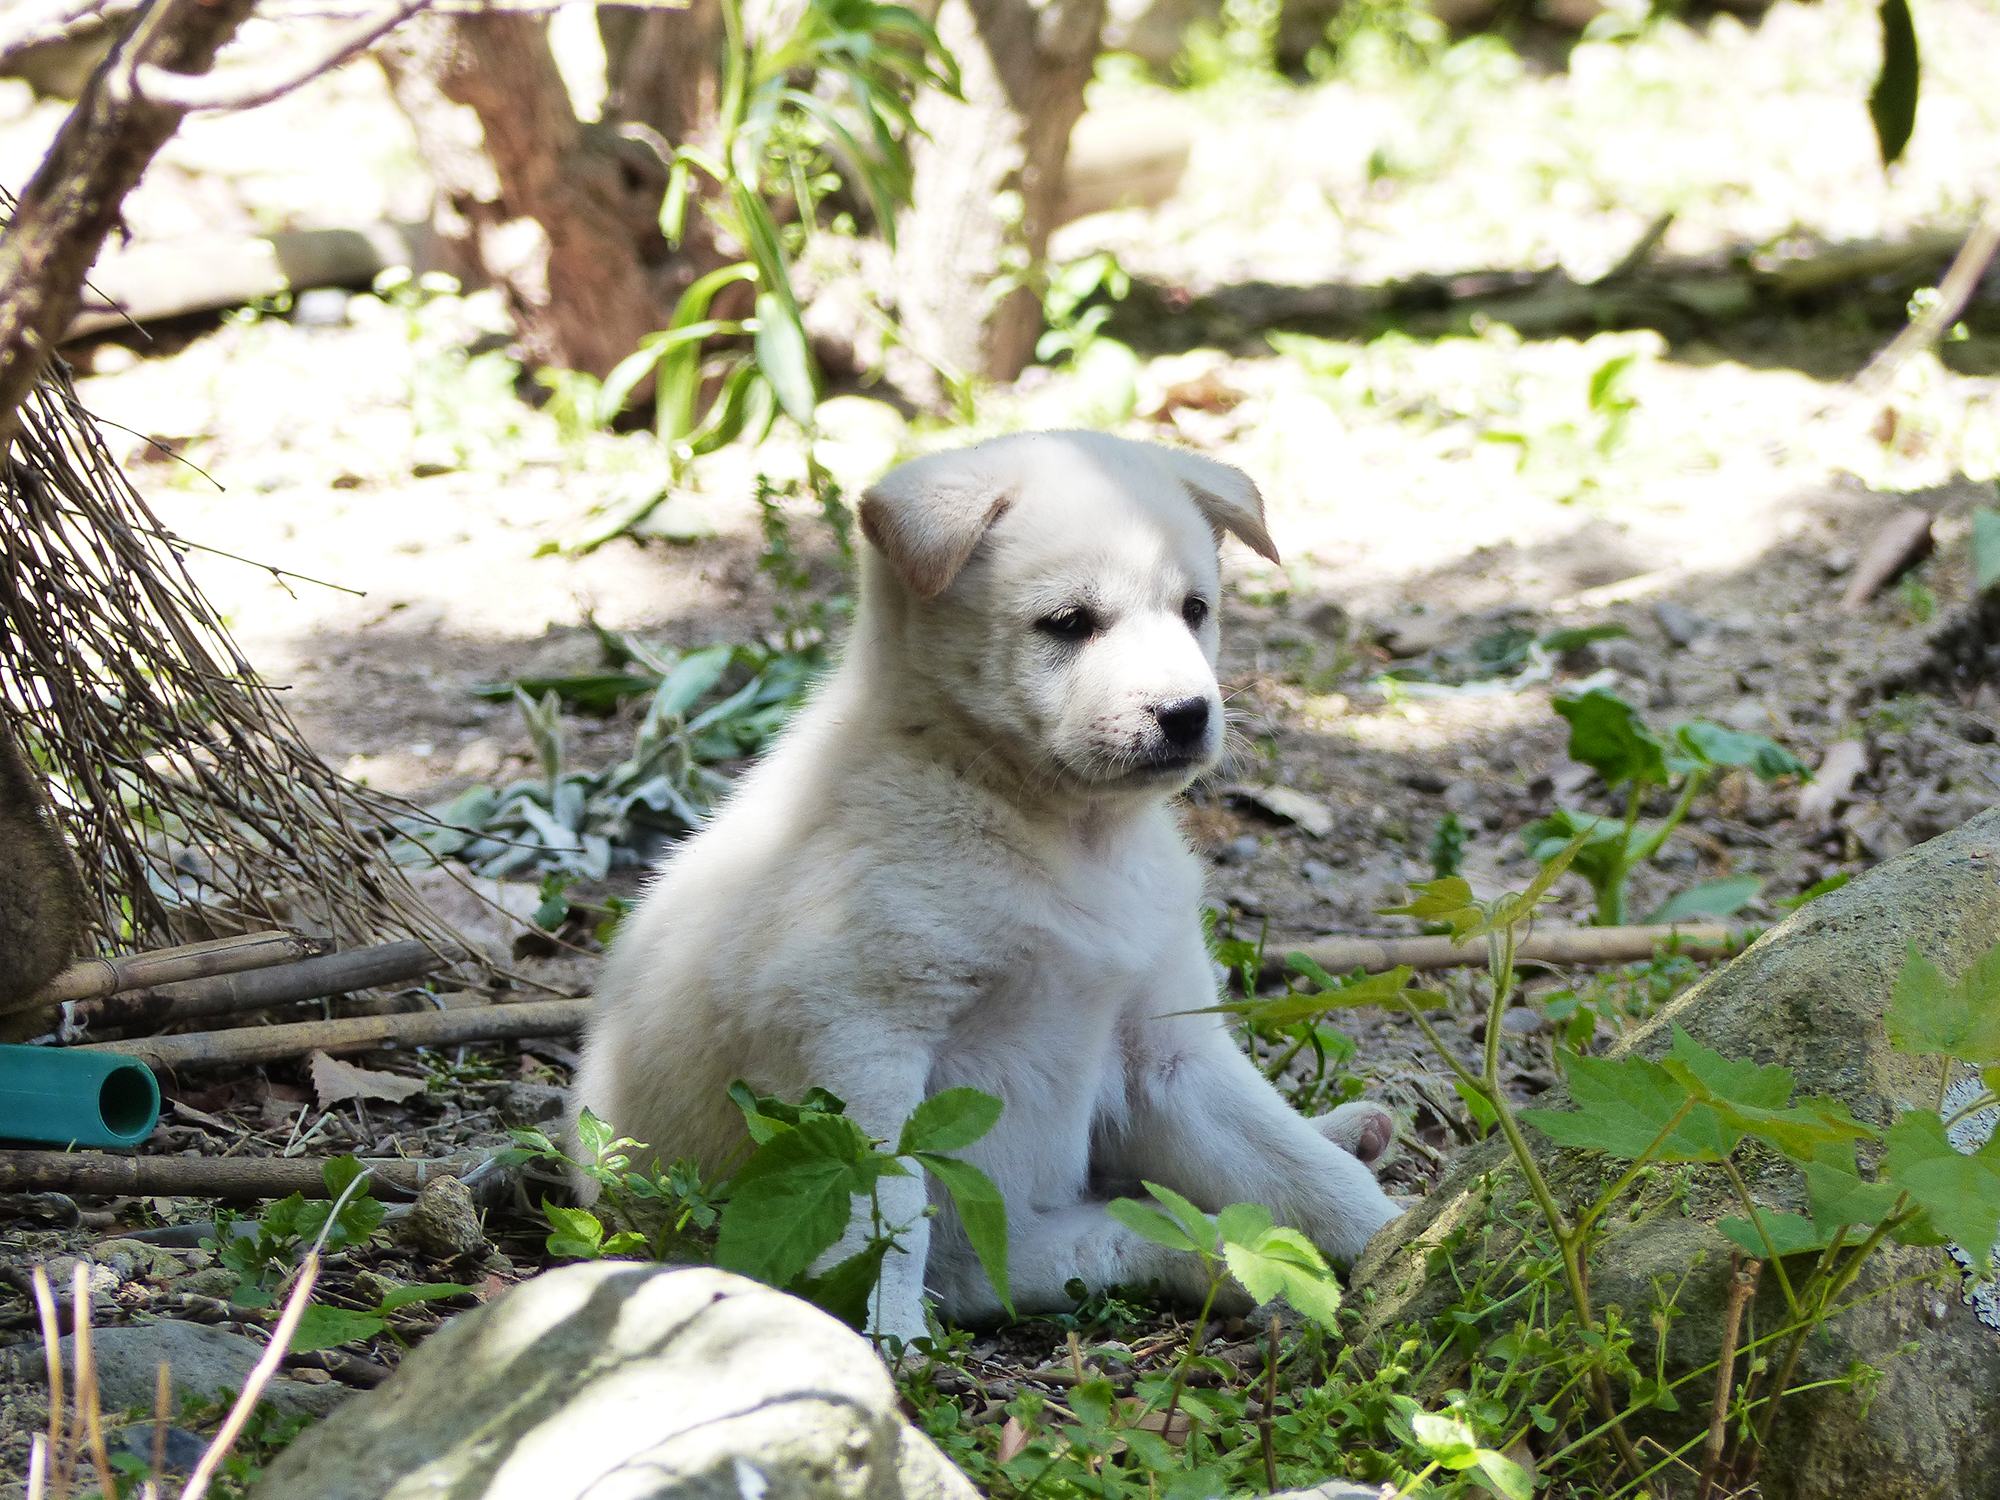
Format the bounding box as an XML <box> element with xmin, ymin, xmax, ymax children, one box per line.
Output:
<box><xmin>254</xmin><ymin>1262</ymin><xmax>978</xmax><ymax>1500</ymax></box>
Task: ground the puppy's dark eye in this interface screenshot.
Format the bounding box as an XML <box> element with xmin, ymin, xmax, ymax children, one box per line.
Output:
<box><xmin>1036</xmin><ymin>606</ymin><xmax>1097</xmax><ymax>642</ymax></box>
<box><xmin>1181</xmin><ymin>595</ymin><xmax>1210</xmax><ymax>630</ymax></box>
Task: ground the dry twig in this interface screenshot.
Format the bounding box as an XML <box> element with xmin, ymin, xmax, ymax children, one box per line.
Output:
<box><xmin>36</xmin><ymin>929</ymin><xmax>324</xmax><ymax>1007</ymax></box>
<box><xmin>134</xmin><ymin>0</ymin><xmax>433</xmax><ymax>111</ymax></box>
<box><xmin>69</xmin><ymin>938</ymin><xmax>458</xmax><ymax>1032</ymax></box>
<box><xmin>0</xmin><ymin>1147</ymin><xmax>494</xmax><ymax>1198</ymax></box>
<box><xmin>1264</xmin><ymin>924</ymin><xmax>1753</xmax><ymax>982</ymax></box>
<box><xmin>80</xmin><ymin>995</ymin><xmax>588</xmax><ymax>1068</ymax></box>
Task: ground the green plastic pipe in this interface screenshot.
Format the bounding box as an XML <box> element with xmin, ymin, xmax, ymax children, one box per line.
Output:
<box><xmin>0</xmin><ymin>1044</ymin><xmax>159</xmax><ymax>1148</ymax></box>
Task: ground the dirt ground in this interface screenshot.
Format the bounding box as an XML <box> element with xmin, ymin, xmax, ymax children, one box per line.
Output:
<box><xmin>2</xmin><ymin>0</ymin><xmax>1999</xmax><ymax>1484</ymax></box>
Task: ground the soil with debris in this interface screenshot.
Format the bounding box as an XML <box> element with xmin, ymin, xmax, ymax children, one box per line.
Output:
<box><xmin>4</xmin><ymin>0</ymin><xmax>2000</xmax><ymax>1485</ymax></box>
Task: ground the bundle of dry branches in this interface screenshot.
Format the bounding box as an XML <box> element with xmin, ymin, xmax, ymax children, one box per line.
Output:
<box><xmin>0</xmin><ymin>344</ymin><xmax>472</xmax><ymax>975</ymax></box>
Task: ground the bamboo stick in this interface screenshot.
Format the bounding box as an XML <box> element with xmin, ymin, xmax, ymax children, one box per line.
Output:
<box><xmin>69</xmin><ymin>940</ymin><xmax>455</xmax><ymax>1032</ymax></box>
<box><xmin>78</xmin><ymin>997</ymin><xmax>591</xmax><ymax>1070</ymax></box>
<box><xmin>1264</xmin><ymin>924</ymin><xmax>1755</xmax><ymax>981</ymax></box>
<box><xmin>35</xmin><ymin>931</ymin><xmax>327</xmax><ymax>1007</ymax></box>
<box><xmin>0</xmin><ymin>1149</ymin><xmax>491</xmax><ymax>1199</ymax></box>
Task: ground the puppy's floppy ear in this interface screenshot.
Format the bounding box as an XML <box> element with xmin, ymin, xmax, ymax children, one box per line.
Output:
<box><xmin>859</xmin><ymin>451</ymin><xmax>1015</xmax><ymax>599</ymax></box>
<box><xmin>1159</xmin><ymin>448</ymin><xmax>1280</xmax><ymax>565</ymax></box>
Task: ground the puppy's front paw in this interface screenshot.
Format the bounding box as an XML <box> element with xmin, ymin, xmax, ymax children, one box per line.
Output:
<box><xmin>1314</xmin><ymin>1099</ymin><xmax>1395</xmax><ymax>1165</ymax></box>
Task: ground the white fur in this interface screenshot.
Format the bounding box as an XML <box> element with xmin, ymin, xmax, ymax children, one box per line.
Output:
<box><xmin>570</xmin><ymin>430</ymin><xmax>1401</xmax><ymax>1340</ymax></box>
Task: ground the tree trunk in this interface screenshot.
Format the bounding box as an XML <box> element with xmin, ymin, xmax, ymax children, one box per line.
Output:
<box><xmin>0</xmin><ymin>0</ymin><xmax>256</xmax><ymax>447</ymax></box>
<box><xmin>894</xmin><ymin>0</ymin><xmax>1103</xmax><ymax>392</ymax></box>
<box><xmin>376</xmin><ymin>14</ymin><xmax>689</xmax><ymax>379</ymax></box>
<box><xmin>599</xmin><ymin>0</ymin><xmax>724</xmax><ymax>148</ymax></box>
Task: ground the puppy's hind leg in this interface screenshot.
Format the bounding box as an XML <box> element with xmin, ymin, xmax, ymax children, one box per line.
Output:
<box><xmin>1313</xmin><ymin>1099</ymin><xmax>1396</xmax><ymax>1165</ymax></box>
<box><xmin>927</xmin><ymin>1203</ymin><xmax>1232</xmax><ymax>1324</ymax></box>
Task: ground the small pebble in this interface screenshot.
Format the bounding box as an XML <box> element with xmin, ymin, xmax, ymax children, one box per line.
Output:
<box><xmin>1211</xmin><ymin>834</ymin><xmax>1259</xmax><ymax>865</ymax></box>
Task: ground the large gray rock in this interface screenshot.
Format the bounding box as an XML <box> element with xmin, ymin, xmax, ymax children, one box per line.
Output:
<box><xmin>1352</xmin><ymin>810</ymin><xmax>2000</xmax><ymax>1500</ymax></box>
<box><xmin>6</xmin><ymin>1318</ymin><xmax>347</xmax><ymax>1418</ymax></box>
<box><xmin>254</xmin><ymin>1263</ymin><xmax>980</xmax><ymax>1500</ymax></box>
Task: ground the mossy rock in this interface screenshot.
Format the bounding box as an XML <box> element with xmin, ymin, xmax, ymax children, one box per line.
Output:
<box><xmin>1352</xmin><ymin>809</ymin><xmax>2000</xmax><ymax>1500</ymax></box>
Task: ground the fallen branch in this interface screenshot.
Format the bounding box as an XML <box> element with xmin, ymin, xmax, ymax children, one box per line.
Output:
<box><xmin>132</xmin><ymin>0</ymin><xmax>432</xmax><ymax>112</ymax></box>
<box><xmin>0</xmin><ymin>1148</ymin><xmax>491</xmax><ymax>1199</ymax></box>
<box><xmin>1854</xmin><ymin>207</ymin><xmax>2000</xmax><ymax>394</ymax></box>
<box><xmin>69</xmin><ymin>938</ymin><xmax>455</xmax><ymax>1032</ymax></box>
<box><xmin>36</xmin><ymin>930</ymin><xmax>325</xmax><ymax>1007</ymax></box>
<box><xmin>1263</xmin><ymin>924</ymin><xmax>1754</xmax><ymax>982</ymax></box>
<box><xmin>78</xmin><ymin>996</ymin><xmax>590</xmax><ymax>1069</ymax></box>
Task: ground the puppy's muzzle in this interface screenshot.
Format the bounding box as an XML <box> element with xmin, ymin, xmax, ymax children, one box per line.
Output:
<box><xmin>1142</xmin><ymin>696</ymin><xmax>1213</xmax><ymax>769</ymax></box>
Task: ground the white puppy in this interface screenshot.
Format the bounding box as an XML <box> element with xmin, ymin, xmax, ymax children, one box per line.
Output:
<box><xmin>571</xmin><ymin>430</ymin><xmax>1401</xmax><ymax>1339</ymax></box>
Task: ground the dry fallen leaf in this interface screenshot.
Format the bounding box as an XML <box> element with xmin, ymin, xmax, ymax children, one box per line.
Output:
<box><xmin>308</xmin><ymin>1050</ymin><xmax>429</xmax><ymax>1109</ymax></box>
<box><xmin>997</xmin><ymin>1416</ymin><xmax>1029</xmax><ymax>1464</ymax></box>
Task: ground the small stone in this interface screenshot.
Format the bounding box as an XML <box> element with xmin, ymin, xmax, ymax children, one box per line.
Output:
<box><xmin>1653</xmin><ymin>601</ymin><xmax>1713</xmax><ymax>648</ymax></box>
<box><xmin>1721</xmin><ymin>699</ymin><xmax>1771</xmax><ymax>734</ymax></box>
<box><xmin>6</xmin><ymin>1320</ymin><xmax>344</xmax><ymax>1419</ymax></box>
<box><xmin>453</xmin><ymin>737</ymin><xmax>504</xmax><ymax>780</ymax></box>
<box><xmin>171</xmin><ymin>1266</ymin><xmax>240</xmax><ymax>1300</ymax></box>
<box><xmin>1301</xmin><ymin>600</ymin><xmax>1349</xmax><ymax>640</ymax></box>
<box><xmin>1301</xmin><ymin>860</ymin><xmax>1337</xmax><ymax>887</ymax></box>
<box><xmin>1211</xmin><ymin>834</ymin><xmax>1259</xmax><ymax>865</ymax></box>
<box><xmin>1443</xmin><ymin>780</ymin><xmax>1481</xmax><ymax>815</ymax></box>
<box><xmin>497</xmin><ymin>1082</ymin><xmax>566</xmax><ymax>1129</ymax></box>
<box><xmin>1377</xmin><ymin>613</ymin><xmax>1454</xmax><ymax>658</ymax></box>
<box><xmin>400</xmin><ymin>1174</ymin><xmax>488</xmax><ymax>1262</ymax></box>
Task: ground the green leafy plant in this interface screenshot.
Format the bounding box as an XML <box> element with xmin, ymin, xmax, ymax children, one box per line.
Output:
<box><xmin>1523</xmin><ymin>686</ymin><xmax>1809</xmax><ymax>926</ymax></box>
<box><xmin>1317</xmin><ymin>865</ymin><xmax>2000</xmax><ymax>1490</ymax></box>
<box><xmin>288</xmin><ymin>1278</ymin><xmax>474</xmax><ymax>1356</ymax></box>
<box><xmin>208</xmin><ymin>1157</ymin><xmax>385</xmax><ymax>1310</ymax></box>
<box><xmin>567</xmin><ymin>0</ymin><xmax>957</xmax><ymax>548</ymax></box>
<box><xmin>511</xmin><ymin>1085</ymin><xmax>1012</xmax><ymax>1334</ymax></box>
<box><xmin>394</xmin><ymin>639</ymin><xmax>816</xmax><ymax>880</ymax></box>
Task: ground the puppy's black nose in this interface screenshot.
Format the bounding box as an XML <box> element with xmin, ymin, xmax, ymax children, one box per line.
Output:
<box><xmin>1154</xmin><ymin>697</ymin><xmax>1210</xmax><ymax>752</ymax></box>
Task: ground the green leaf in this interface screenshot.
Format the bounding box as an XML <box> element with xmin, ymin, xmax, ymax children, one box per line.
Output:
<box><xmin>1475</xmin><ymin>1447</ymin><xmax>1535</xmax><ymax>1500</ymax></box>
<box><xmin>1481</xmin><ymin>822</ymin><xmax>1596</xmax><ymax>932</ymax></box>
<box><xmin>1140</xmin><ymin>1181</ymin><xmax>1217</xmax><ymax>1251</ymax></box>
<box><xmin>543</xmin><ymin>1199</ymin><xmax>607</xmax><ymax>1260</ymax></box>
<box><xmin>1201</xmin><ymin>965</ymin><xmax>1441</xmax><ymax>1024</ymax></box>
<box><xmin>1645</xmin><ymin>875</ymin><xmax>1761</xmax><ymax>925</ymax></box>
<box><xmin>1804</xmin><ymin>1147</ymin><xmax>1901</xmax><ymax>1236</ymax></box>
<box><xmin>1675</xmin><ymin>721</ymin><xmax>1810</xmax><ymax>782</ymax></box>
<box><xmin>1974</xmin><ymin>507</ymin><xmax>2000</xmax><ymax>595</ymax></box>
<box><xmin>1654</xmin><ymin>1028</ymin><xmax>1871</xmax><ymax>1161</ymax></box>
<box><xmin>1779</xmin><ymin>872</ymin><xmax>1849</xmax><ymax>910</ymax></box>
<box><xmin>1380</xmin><ymin>877</ymin><xmax>1475</xmax><ymax>926</ymax></box>
<box><xmin>288</xmin><ymin>1305</ymin><xmax>386</xmax><ymax>1355</ymax></box>
<box><xmin>1886</xmin><ymin>940</ymin><xmax>2000</xmax><ymax>1064</ymax></box>
<box><xmin>1663</xmin><ymin>1025</ymin><xmax>1794</xmax><ymax>1109</ymax></box>
<box><xmin>790</xmin><ymin>1239</ymin><xmax>890</xmax><ymax>1330</ymax></box>
<box><xmin>1454</xmin><ymin>1077</ymin><xmax>1499</xmax><ymax>1134</ymax></box>
<box><xmin>1409</xmin><ymin>1410</ymin><xmax>1480</xmax><ymax>1468</ymax></box>
<box><xmin>714</xmin><ymin>1112</ymin><xmax>873</xmax><ymax>1287</ymax></box>
<box><xmin>914</xmin><ymin>1152</ymin><xmax>1014</xmax><ymax>1318</ymax></box>
<box><xmin>1554</xmin><ymin>688</ymin><xmax>1670</xmax><ymax>790</ymax></box>
<box><xmin>1220</xmin><ymin>1219</ymin><xmax>1343</xmax><ymax>1330</ymax></box>
<box><xmin>1521</xmin><ymin>1052</ymin><xmax>1727</xmax><ymax>1162</ymax></box>
<box><xmin>897</xmin><ymin>1088</ymin><xmax>1003</xmax><ymax>1155</ymax></box>
<box><xmin>1069</xmin><ymin>1377</ymin><xmax>1117</xmax><ymax>1430</ymax></box>
<box><xmin>1717</xmin><ymin>1210</ymin><xmax>1835</xmax><ymax>1261</ymax></box>
<box><xmin>1106</xmin><ymin>1198</ymin><xmax>1199</xmax><ymax>1254</ymax></box>
<box><xmin>1868</xmin><ymin>0</ymin><xmax>1920</xmax><ymax>168</ymax></box>
<box><xmin>1882</xmin><ymin>1110</ymin><xmax>2000</xmax><ymax>1266</ymax></box>
<box><xmin>374</xmin><ymin>1282</ymin><xmax>475</xmax><ymax>1313</ymax></box>
<box><xmin>753</xmin><ymin>290</ymin><xmax>819</xmax><ymax>428</ymax></box>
